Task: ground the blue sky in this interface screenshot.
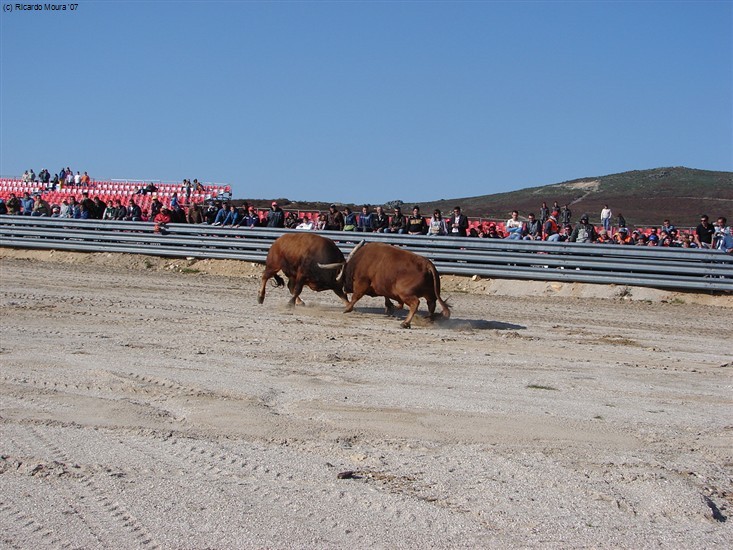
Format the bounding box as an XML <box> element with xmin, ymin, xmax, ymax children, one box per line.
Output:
<box><xmin>1</xmin><ymin>1</ymin><xmax>731</xmax><ymax>204</ymax></box>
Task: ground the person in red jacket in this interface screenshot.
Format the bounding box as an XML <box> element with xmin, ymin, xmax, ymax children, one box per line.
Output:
<box><xmin>154</xmin><ymin>207</ymin><xmax>172</xmax><ymax>234</ymax></box>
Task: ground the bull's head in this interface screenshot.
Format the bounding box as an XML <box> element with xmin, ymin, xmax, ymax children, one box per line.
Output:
<box><xmin>318</xmin><ymin>240</ymin><xmax>366</xmax><ymax>283</ymax></box>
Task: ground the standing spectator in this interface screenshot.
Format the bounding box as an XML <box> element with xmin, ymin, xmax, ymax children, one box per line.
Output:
<box><xmin>694</xmin><ymin>215</ymin><xmax>715</xmax><ymax>248</ymax></box>
<box><xmin>170</xmin><ymin>192</ymin><xmax>180</xmax><ymax>210</ymax></box>
<box><xmin>600</xmin><ymin>205</ymin><xmax>612</xmax><ymax>234</ymax></box>
<box><xmin>51</xmin><ymin>173</ymin><xmax>60</xmax><ymax>190</ymax></box>
<box><xmin>74</xmin><ymin>171</ymin><xmax>82</xmax><ymax>186</ymax></box>
<box><xmin>267</xmin><ymin>201</ymin><xmax>285</xmax><ymax>228</ymax></box>
<box><xmin>560</xmin><ymin>204</ymin><xmax>572</xmax><ymax>225</ymax></box>
<box><xmin>20</xmin><ymin>192</ymin><xmax>34</xmax><ymax>215</ymax></box>
<box><xmin>505</xmin><ymin>210</ymin><xmax>523</xmax><ymax>239</ymax></box>
<box><xmin>373</xmin><ymin>206</ymin><xmax>389</xmax><ymax>233</ymax></box>
<box><xmin>617</xmin><ymin>212</ymin><xmax>627</xmax><ymax>228</ymax></box>
<box><xmin>427</xmin><ymin>209</ymin><xmax>448</xmax><ymax>236</ymax></box>
<box><xmin>356</xmin><ymin>205</ymin><xmax>374</xmax><ymax>232</ymax></box>
<box><xmin>81</xmin><ymin>171</ymin><xmax>91</xmax><ymax>186</ymax></box>
<box><xmin>6</xmin><ymin>193</ymin><xmax>21</xmax><ymax>215</ymax></box>
<box><xmin>324</xmin><ymin>204</ymin><xmax>344</xmax><ymax>231</ymax></box>
<box><xmin>407</xmin><ymin>206</ymin><xmax>427</xmax><ymax>235</ymax></box>
<box><xmin>539</xmin><ymin>202</ymin><xmax>549</xmax><ymax>225</ymax></box>
<box><xmin>29</xmin><ymin>169</ymin><xmax>36</xmax><ymax>182</ymax></box>
<box><xmin>342</xmin><ymin>207</ymin><xmax>357</xmax><ymax>231</ymax></box>
<box><xmin>568</xmin><ymin>214</ymin><xmax>597</xmax><ymax>243</ymax></box>
<box><xmin>447</xmin><ymin>206</ymin><xmax>469</xmax><ymax>237</ymax></box>
<box><xmin>523</xmin><ymin>213</ymin><xmax>542</xmax><ymax>240</ymax></box>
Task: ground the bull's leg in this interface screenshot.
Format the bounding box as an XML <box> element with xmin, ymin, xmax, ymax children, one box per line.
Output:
<box><xmin>384</xmin><ymin>298</ymin><xmax>395</xmax><ymax>316</ymax></box>
<box><xmin>288</xmin><ymin>279</ymin><xmax>306</xmax><ymax>307</ymax></box>
<box><xmin>257</xmin><ymin>269</ymin><xmax>277</xmax><ymax>304</ymax></box>
<box><xmin>344</xmin><ymin>287</ymin><xmax>367</xmax><ymax>313</ymax></box>
<box><xmin>401</xmin><ymin>297</ymin><xmax>420</xmax><ymax>329</ymax></box>
<box><xmin>333</xmin><ymin>287</ymin><xmax>350</xmax><ymax>306</ymax></box>
<box><xmin>425</xmin><ymin>298</ymin><xmax>437</xmax><ymax>320</ymax></box>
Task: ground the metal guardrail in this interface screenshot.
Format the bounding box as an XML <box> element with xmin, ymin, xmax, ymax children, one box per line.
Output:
<box><xmin>1</xmin><ymin>216</ymin><xmax>731</xmax><ymax>292</ymax></box>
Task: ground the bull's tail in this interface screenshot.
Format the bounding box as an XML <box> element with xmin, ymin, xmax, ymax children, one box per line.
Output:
<box><xmin>429</xmin><ymin>262</ymin><xmax>451</xmax><ymax>320</ymax></box>
<box><xmin>272</xmin><ymin>273</ymin><xmax>285</xmax><ymax>288</ymax></box>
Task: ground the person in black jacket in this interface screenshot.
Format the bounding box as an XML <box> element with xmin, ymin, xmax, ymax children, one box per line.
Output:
<box><xmin>267</xmin><ymin>202</ymin><xmax>285</xmax><ymax>228</ymax></box>
<box><xmin>447</xmin><ymin>206</ymin><xmax>469</xmax><ymax>237</ymax></box>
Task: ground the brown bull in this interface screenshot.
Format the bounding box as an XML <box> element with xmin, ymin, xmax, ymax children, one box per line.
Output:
<box><xmin>341</xmin><ymin>242</ymin><xmax>450</xmax><ymax>328</ymax></box>
<box><xmin>258</xmin><ymin>233</ymin><xmax>349</xmax><ymax>306</ymax></box>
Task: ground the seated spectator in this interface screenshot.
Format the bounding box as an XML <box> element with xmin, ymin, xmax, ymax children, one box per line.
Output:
<box><xmin>324</xmin><ymin>204</ymin><xmax>344</xmax><ymax>231</ymax></box>
<box><xmin>543</xmin><ymin>211</ymin><xmax>560</xmax><ymax>241</ymax></box>
<box><xmin>343</xmin><ymin>207</ymin><xmax>357</xmax><ymax>231</ymax></box>
<box><xmin>447</xmin><ymin>206</ymin><xmax>469</xmax><ymax>237</ymax></box>
<box><xmin>237</xmin><ymin>205</ymin><xmax>261</xmax><ymax>228</ymax></box>
<box><xmin>212</xmin><ymin>202</ymin><xmax>229</xmax><ymax>226</ymax></box>
<box><xmin>126</xmin><ymin>199</ymin><xmax>142</xmax><ymax>221</ymax></box>
<box><xmin>695</xmin><ymin>215</ymin><xmax>715</xmax><ymax>248</ymax></box>
<box><xmin>568</xmin><ymin>214</ymin><xmax>597</xmax><ymax>243</ymax></box>
<box><xmin>505</xmin><ymin>210</ymin><xmax>523</xmax><ymax>239</ymax></box>
<box><xmin>170</xmin><ymin>192</ymin><xmax>180</xmax><ymax>209</ymax></box>
<box><xmin>285</xmin><ymin>211</ymin><xmax>299</xmax><ymax>229</ymax></box>
<box><xmin>407</xmin><ymin>206</ymin><xmax>427</xmax><ymax>235</ymax></box>
<box><xmin>186</xmin><ymin>203</ymin><xmax>204</xmax><ymax>224</ymax></box>
<box><xmin>647</xmin><ymin>227</ymin><xmax>660</xmax><ymax>246</ymax></box>
<box><xmin>296</xmin><ymin>214</ymin><xmax>315</xmax><ymax>230</ymax></box>
<box><xmin>427</xmin><ymin>209</ymin><xmax>448</xmax><ymax>236</ymax></box>
<box><xmin>20</xmin><ymin>192</ymin><xmax>34</xmax><ymax>215</ymax></box>
<box><xmin>316</xmin><ymin>213</ymin><xmax>327</xmax><ymax>230</ymax></box>
<box><xmin>102</xmin><ymin>201</ymin><xmax>116</xmax><ymax>220</ymax></box>
<box><xmin>613</xmin><ymin>227</ymin><xmax>634</xmax><ymax>245</ymax></box>
<box><xmin>373</xmin><ymin>206</ymin><xmax>389</xmax><ymax>233</ymax></box>
<box><xmin>482</xmin><ymin>223</ymin><xmax>501</xmax><ymax>238</ymax></box>
<box><xmin>153</xmin><ymin>207</ymin><xmax>172</xmax><ymax>234</ymax></box>
<box><xmin>356</xmin><ymin>205</ymin><xmax>374</xmax><ymax>232</ymax></box>
<box><xmin>51</xmin><ymin>205</ymin><xmax>61</xmax><ymax>217</ymax></box>
<box><xmin>633</xmin><ymin>231</ymin><xmax>647</xmax><ymax>246</ymax></box>
<box><xmin>0</xmin><ymin>198</ymin><xmax>7</xmax><ymax>215</ymax></box>
<box><xmin>31</xmin><ymin>197</ymin><xmax>51</xmax><ymax>217</ymax></box>
<box><xmin>222</xmin><ymin>204</ymin><xmax>240</xmax><ymax>226</ymax></box>
<box><xmin>522</xmin><ymin>212</ymin><xmax>542</xmax><ymax>240</ymax></box>
<box><xmin>715</xmin><ymin>217</ymin><xmax>733</xmax><ymax>253</ymax></box>
<box><xmin>386</xmin><ymin>206</ymin><xmax>406</xmax><ymax>234</ymax></box>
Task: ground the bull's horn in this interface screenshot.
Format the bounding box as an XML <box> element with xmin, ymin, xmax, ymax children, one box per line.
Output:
<box><xmin>347</xmin><ymin>240</ymin><xmax>366</xmax><ymax>261</ymax></box>
<box><xmin>317</xmin><ymin>261</ymin><xmax>345</xmax><ymax>269</ymax></box>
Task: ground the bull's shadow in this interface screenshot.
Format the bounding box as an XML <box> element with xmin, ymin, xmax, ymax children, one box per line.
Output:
<box><xmin>350</xmin><ymin>306</ymin><xmax>525</xmax><ymax>331</ymax></box>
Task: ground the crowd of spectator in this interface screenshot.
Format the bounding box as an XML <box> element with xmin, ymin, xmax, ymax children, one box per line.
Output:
<box><xmin>1</xmin><ymin>181</ymin><xmax>731</xmax><ymax>254</ymax></box>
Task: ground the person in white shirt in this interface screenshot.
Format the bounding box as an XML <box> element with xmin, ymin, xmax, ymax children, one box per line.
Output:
<box><xmin>74</xmin><ymin>171</ymin><xmax>82</xmax><ymax>185</ymax></box>
<box><xmin>296</xmin><ymin>214</ymin><xmax>315</xmax><ymax>230</ymax></box>
<box><xmin>505</xmin><ymin>210</ymin><xmax>523</xmax><ymax>239</ymax></box>
<box><xmin>600</xmin><ymin>205</ymin><xmax>612</xmax><ymax>234</ymax></box>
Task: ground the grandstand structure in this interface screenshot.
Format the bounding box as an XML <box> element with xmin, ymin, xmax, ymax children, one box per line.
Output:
<box><xmin>0</xmin><ymin>178</ymin><xmax>232</xmax><ymax>214</ymax></box>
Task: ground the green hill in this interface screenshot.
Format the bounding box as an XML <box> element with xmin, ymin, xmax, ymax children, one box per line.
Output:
<box><xmin>238</xmin><ymin>167</ymin><xmax>732</xmax><ymax>228</ymax></box>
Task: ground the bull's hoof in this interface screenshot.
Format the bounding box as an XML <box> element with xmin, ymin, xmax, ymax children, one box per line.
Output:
<box><xmin>400</xmin><ymin>321</ymin><xmax>412</xmax><ymax>329</ymax></box>
<box><xmin>257</xmin><ymin>295</ymin><xmax>264</xmax><ymax>304</ymax></box>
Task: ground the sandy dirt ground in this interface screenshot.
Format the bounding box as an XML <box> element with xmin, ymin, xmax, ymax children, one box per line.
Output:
<box><xmin>1</xmin><ymin>249</ymin><xmax>732</xmax><ymax>549</ymax></box>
